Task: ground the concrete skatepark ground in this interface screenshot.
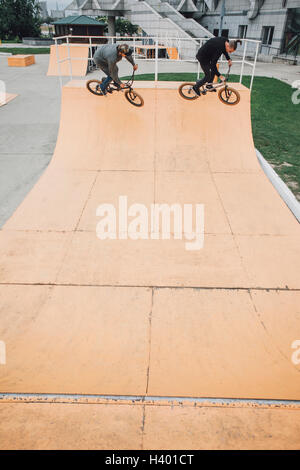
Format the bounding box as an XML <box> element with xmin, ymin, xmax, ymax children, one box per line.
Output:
<box><xmin>0</xmin><ymin>54</ymin><xmax>300</xmax><ymax>450</ymax></box>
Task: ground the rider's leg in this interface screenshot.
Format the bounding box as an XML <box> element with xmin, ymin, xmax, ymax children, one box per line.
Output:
<box><xmin>205</xmin><ymin>67</ymin><xmax>216</xmax><ymax>90</ymax></box>
<box><xmin>109</xmin><ymin>65</ymin><xmax>121</xmax><ymax>90</ymax></box>
<box><xmin>96</xmin><ymin>63</ymin><xmax>113</xmax><ymax>94</ymax></box>
<box><xmin>100</xmin><ymin>76</ymin><xmax>113</xmax><ymax>94</ymax></box>
<box><xmin>193</xmin><ymin>61</ymin><xmax>211</xmax><ymax>95</ymax></box>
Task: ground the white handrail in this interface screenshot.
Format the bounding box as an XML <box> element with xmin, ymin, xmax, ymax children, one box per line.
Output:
<box><xmin>53</xmin><ymin>35</ymin><xmax>261</xmax><ymax>92</ymax></box>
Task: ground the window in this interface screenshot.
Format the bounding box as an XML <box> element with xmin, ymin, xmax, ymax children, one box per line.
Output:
<box><xmin>238</xmin><ymin>25</ymin><xmax>248</xmax><ymax>39</ymax></box>
<box><xmin>221</xmin><ymin>29</ymin><xmax>229</xmax><ymax>38</ymax></box>
<box><xmin>262</xmin><ymin>26</ymin><xmax>275</xmax><ymax>45</ymax></box>
<box><xmin>213</xmin><ymin>29</ymin><xmax>229</xmax><ymax>38</ymax></box>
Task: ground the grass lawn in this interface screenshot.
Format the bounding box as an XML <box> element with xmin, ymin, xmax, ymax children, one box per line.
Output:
<box><xmin>0</xmin><ymin>47</ymin><xmax>50</xmax><ymax>54</ymax></box>
<box><xmin>122</xmin><ymin>73</ymin><xmax>300</xmax><ymax>201</ymax></box>
<box><xmin>1</xmin><ymin>39</ymin><xmax>22</xmax><ymax>43</ymax></box>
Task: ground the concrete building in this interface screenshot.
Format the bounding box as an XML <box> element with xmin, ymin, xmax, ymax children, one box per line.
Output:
<box><xmin>51</xmin><ymin>10</ymin><xmax>66</xmax><ymax>19</ymax></box>
<box><xmin>59</xmin><ymin>0</ymin><xmax>300</xmax><ymax>61</ymax></box>
<box><xmin>194</xmin><ymin>1</ymin><xmax>300</xmax><ymax>59</ymax></box>
<box><xmin>38</xmin><ymin>1</ymin><xmax>49</xmax><ymax>18</ymax></box>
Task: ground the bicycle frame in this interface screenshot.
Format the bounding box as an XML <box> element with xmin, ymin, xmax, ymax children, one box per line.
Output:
<box><xmin>108</xmin><ymin>71</ymin><xmax>135</xmax><ymax>92</ymax></box>
<box><xmin>208</xmin><ymin>66</ymin><xmax>231</xmax><ymax>91</ymax></box>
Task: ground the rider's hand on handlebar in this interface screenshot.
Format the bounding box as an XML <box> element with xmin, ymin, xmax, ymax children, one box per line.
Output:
<box><xmin>133</xmin><ymin>64</ymin><xmax>138</xmax><ymax>71</ymax></box>
<box><xmin>120</xmin><ymin>83</ymin><xmax>126</xmax><ymax>89</ymax></box>
<box><xmin>228</xmin><ymin>59</ymin><xmax>233</xmax><ymax>67</ymax></box>
<box><xmin>219</xmin><ymin>75</ymin><xmax>225</xmax><ymax>82</ymax></box>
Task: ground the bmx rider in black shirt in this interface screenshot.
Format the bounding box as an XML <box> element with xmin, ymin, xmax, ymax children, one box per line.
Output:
<box><xmin>193</xmin><ymin>37</ymin><xmax>242</xmax><ymax>96</ymax></box>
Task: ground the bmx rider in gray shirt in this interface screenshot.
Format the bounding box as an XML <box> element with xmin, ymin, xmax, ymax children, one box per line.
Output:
<box><xmin>93</xmin><ymin>43</ymin><xmax>138</xmax><ymax>95</ymax></box>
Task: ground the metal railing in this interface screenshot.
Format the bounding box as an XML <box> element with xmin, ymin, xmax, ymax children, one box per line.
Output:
<box><xmin>259</xmin><ymin>43</ymin><xmax>281</xmax><ymax>56</ymax></box>
<box><xmin>53</xmin><ymin>35</ymin><xmax>261</xmax><ymax>92</ymax></box>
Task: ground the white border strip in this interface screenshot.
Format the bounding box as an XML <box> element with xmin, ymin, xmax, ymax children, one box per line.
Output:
<box><xmin>256</xmin><ymin>149</ymin><xmax>300</xmax><ymax>223</ymax></box>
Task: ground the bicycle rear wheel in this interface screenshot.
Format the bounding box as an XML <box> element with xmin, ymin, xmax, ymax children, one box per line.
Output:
<box><xmin>178</xmin><ymin>83</ymin><xmax>199</xmax><ymax>100</ymax></box>
<box><xmin>86</xmin><ymin>80</ymin><xmax>103</xmax><ymax>96</ymax></box>
<box><xmin>125</xmin><ymin>89</ymin><xmax>144</xmax><ymax>107</ymax></box>
<box><xmin>218</xmin><ymin>86</ymin><xmax>240</xmax><ymax>105</ymax></box>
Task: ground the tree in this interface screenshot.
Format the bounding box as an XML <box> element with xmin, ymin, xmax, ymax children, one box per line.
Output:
<box><xmin>115</xmin><ymin>18</ymin><xmax>138</xmax><ymax>36</ymax></box>
<box><xmin>0</xmin><ymin>0</ymin><xmax>42</xmax><ymax>40</ymax></box>
<box><xmin>97</xmin><ymin>16</ymin><xmax>108</xmax><ymax>33</ymax></box>
<box><xmin>97</xmin><ymin>16</ymin><xmax>138</xmax><ymax>36</ymax></box>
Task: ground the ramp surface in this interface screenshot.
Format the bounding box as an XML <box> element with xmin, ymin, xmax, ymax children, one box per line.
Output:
<box><xmin>0</xmin><ymin>93</ymin><xmax>17</xmax><ymax>107</ymax></box>
<box><xmin>0</xmin><ymin>81</ymin><xmax>300</xmax><ymax>449</ymax></box>
<box><xmin>47</xmin><ymin>44</ymin><xmax>89</xmax><ymax>77</ymax></box>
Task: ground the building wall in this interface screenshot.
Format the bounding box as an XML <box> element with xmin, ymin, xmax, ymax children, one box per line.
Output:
<box><xmin>38</xmin><ymin>1</ymin><xmax>49</xmax><ymax>19</ymax></box>
<box><xmin>61</xmin><ymin>0</ymin><xmax>300</xmax><ymax>56</ymax></box>
<box><xmin>198</xmin><ymin>0</ymin><xmax>300</xmax><ymax>55</ymax></box>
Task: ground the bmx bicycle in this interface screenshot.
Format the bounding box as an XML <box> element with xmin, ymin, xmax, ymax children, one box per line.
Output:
<box><xmin>178</xmin><ymin>66</ymin><xmax>240</xmax><ymax>106</ymax></box>
<box><xmin>86</xmin><ymin>71</ymin><xmax>144</xmax><ymax>107</ymax></box>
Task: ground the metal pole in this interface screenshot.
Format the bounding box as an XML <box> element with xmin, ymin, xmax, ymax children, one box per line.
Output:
<box><xmin>66</xmin><ymin>36</ymin><xmax>73</xmax><ymax>81</ymax></box>
<box><xmin>108</xmin><ymin>16</ymin><xmax>116</xmax><ymax>43</ymax></box>
<box><xmin>250</xmin><ymin>42</ymin><xmax>259</xmax><ymax>92</ymax></box>
<box><xmin>89</xmin><ymin>36</ymin><xmax>92</xmax><ymax>72</ymax></box>
<box><xmin>155</xmin><ymin>37</ymin><xmax>158</xmax><ymax>82</ymax></box>
<box><xmin>219</xmin><ymin>0</ymin><xmax>226</xmax><ymax>37</ymax></box>
<box><xmin>55</xmin><ymin>37</ymin><xmax>63</xmax><ymax>91</ymax></box>
<box><xmin>240</xmin><ymin>39</ymin><xmax>247</xmax><ymax>84</ymax></box>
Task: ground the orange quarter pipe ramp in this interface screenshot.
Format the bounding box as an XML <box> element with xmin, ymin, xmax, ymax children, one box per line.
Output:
<box><xmin>47</xmin><ymin>44</ymin><xmax>89</xmax><ymax>77</ymax></box>
<box><xmin>0</xmin><ymin>81</ymin><xmax>300</xmax><ymax>449</ymax></box>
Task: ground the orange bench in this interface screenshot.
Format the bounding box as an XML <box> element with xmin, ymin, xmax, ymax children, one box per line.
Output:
<box><xmin>7</xmin><ymin>55</ymin><xmax>35</xmax><ymax>67</ymax></box>
<box><xmin>166</xmin><ymin>47</ymin><xmax>179</xmax><ymax>60</ymax></box>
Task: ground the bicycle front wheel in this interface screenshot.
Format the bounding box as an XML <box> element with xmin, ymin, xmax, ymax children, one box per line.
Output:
<box><xmin>125</xmin><ymin>89</ymin><xmax>144</xmax><ymax>107</ymax></box>
<box><xmin>178</xmin><ymin>83</ymin><xmax>199</xmax><ymax>100</ymax></box>
<box><xmin>218</xmin><ymin>86</ymin><xmax>240</xmax><ymax>105</ymax></box>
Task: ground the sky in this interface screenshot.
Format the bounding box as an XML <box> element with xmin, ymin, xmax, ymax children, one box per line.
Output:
<box><xmin>46</xmin><ymin>0</ymin><xmax>70</xmax><ymax>12</ymax></box>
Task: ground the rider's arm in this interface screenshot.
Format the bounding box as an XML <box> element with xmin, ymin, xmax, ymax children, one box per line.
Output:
<box><xmin>125</xmin><ymin>54</ymin><xmax>135</xmax><ymax>67</ymax></box>
<box><xmin>224</xmin><ymin>51</ymin><xmax>231</xmax><ymax>61</ymax></box>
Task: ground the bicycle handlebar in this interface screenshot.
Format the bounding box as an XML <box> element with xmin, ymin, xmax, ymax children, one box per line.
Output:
<box><xmin>123</xmin><ymin>71</ymin><xmax>135</xmax><ymax>88</ymax></box>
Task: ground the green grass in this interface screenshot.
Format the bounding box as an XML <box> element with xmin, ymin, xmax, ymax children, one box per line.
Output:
<box><xmin>1</xmin><ymin>39</ymin><xmax>22</xmax><ymax>43</ymax></box>
<box><xmin>0</xmin><ymin>47</ymin><xmax>50</xmax><ymax>54</ymax></box>
<box><xmin>122</xmin><ymin>73</ymin><xmax>300</xmax><ymax>200</ymax></box>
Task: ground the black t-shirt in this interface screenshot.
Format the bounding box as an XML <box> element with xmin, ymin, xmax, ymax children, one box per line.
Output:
<box><xmin>196</xmin><ymin>36</ymin><xmax>230</xmax><ymax>63</ymax></box>
<box><xmin>196</xmin><ymin>36</ymin><xmax>231</xmax><ymax>77</ymax></box>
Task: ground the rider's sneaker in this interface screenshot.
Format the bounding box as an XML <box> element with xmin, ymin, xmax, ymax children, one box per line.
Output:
<box><xmin>192</xmin><ymin>85</ymin><xmax>201</xmax><ymax>96</ymax></box>
<box><xmin>205</xmin><ymin>84</ymin><xmax>214</xmax><ymax>90</ymax></box>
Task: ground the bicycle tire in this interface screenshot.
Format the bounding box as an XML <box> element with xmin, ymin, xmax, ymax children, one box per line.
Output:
<box><xmin>124</xmin><ymin>89</ymin><xmax>144</xmax><ymax>107</ymax></box>
<box><xmin>218</xmin><ymin>86</ymin><xmax>240</xmax><ymax>106</ymax></box>
<box><xmin>86</xmin><ymin>80</ymin><xmax>103</xmax><ymax>96</ymax></box>
<box><xmin>178</xmin><ymin>83</ymin><xmax>199</xmax><ymax>100</ymax></box>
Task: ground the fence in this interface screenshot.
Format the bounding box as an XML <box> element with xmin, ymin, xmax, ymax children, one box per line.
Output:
<box><xmin>53</xmin><ymin>35</ymin><xmax>261</xmax><ymax>91</ymax></box>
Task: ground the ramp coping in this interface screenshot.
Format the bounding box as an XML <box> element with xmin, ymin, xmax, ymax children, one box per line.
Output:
<box><xmin>256</xmin><ymin>149</ymin><xmax>300</xmax><ymax>223</ymax></box>
<box><xmin>1</xmin><ymin>393</ymin><xmax>300</xmax><ymax>409</ymax></box>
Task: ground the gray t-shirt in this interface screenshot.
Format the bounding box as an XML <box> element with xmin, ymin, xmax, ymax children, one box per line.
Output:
<box><xmin>93</xmin><ymin>44</ymin><xmax>135</xmax><ymax>84</ymax></box>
